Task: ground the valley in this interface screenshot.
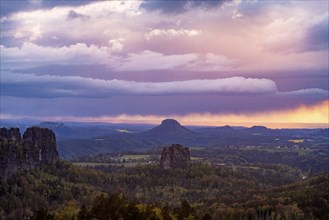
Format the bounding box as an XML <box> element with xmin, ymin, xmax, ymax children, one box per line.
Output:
<box><xmin>13</xmin><ymin>119</ymin><xmax>327</xmax><ymax>160</ymax></box>
<box><xmin>1</xmin><ymin>0</ymin><xmax>328</xmax><ymax>219</ymax></box>
<box><xmin>0</xmin><ymin>121</ymin><xmax>328</xmax><ymax>219</ymax></box>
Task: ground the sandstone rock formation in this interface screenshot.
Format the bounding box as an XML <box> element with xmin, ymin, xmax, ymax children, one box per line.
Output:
<box><xmin>0</xmin><ymin>127</ymin><xmax>21</xmax><ymax>142</ymax></box>
<box><xmin>160</xmin><ymin>144</ymin><xmax>190</xmax><ymax>169</ymax></box>
<box><xmin>0</xmin><ymin>127</ymin><xmax>59</xmax><ymax>177</ymax></box>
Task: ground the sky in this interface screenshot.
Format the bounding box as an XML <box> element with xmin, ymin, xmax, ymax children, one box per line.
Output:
<box><xmin>0</xmin><ymin>0</ymin><xmax>328</xmax><ymax>128</ymax></box>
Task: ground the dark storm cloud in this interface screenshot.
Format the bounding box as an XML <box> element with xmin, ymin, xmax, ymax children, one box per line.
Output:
<box><xmin>1</xmin><ymin>93</ymin><xmax>327</xmax><ymax>118</ymax></box>
<box><xmin>16</xmin><ymin>64</ymin><xmax>110</xmax><ymax>79</ymax></box>
<box><xmin>141</xmin><ymin>0</ymin><xmax>187</xmax><ymax>13</ymax></box>
<box><xmin>1</xmin><ymin>1</ymin><xmax>33</xmax><ymax>17</ymax></box>
<box><xmin>1</xmin><ymin>71</ymin><xmax>280</xmax><ymax>98</ymax></box>
<box><xmin>16</xmin><ymin>65</ymin><xmax>329</xmax><ymax>93</ymax></box>
<box><xmin>0</xmin><ymin>19</ymin><xmax>21</xmax><ymax>47</ymax></box>
<box><xmin>304</xmin><ymin>15</ymin><xmax>329</xmax><ymax>51</ymax></box>
<box><xmin>140</xmin><ymin>0</ymin><xmax>231</xmax><ymax>14</ymax></box>
<box><xmin>1</xmin><ymin>70</ymin><xmax>327</xmax><ymax>119</ymax></box>
<box><xmin>0</xmin><ymin>0</ymin><xmax>92</xmax><ymax>17</ymax></box>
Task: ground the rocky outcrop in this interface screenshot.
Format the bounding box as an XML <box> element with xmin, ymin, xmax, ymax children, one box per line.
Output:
<box><xmin>160</xmin><ymin>144</ymin><xmax>190</xmax><ymax>169</ymax></box>
<box><xmin>0</xmin><ymin>127</ymin><xmax>59</xmax><ymax>177</ymax></box>
<box><xmin>0</xmin><ymin>127</ymin><xmax>21</xmax><ymax>142</ymax></box>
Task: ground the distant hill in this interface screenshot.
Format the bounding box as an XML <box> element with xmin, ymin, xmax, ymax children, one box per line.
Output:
<box><xmin>247</xmin><ymin>125</ymin><xmax>269</xmax><ymax>132</ymax></box>
<box><xmin>143</xmin><ymin>119</ymin><xmax>193</xmax><ymax>136</ymax></box>
<box><xmin>141</xmin><ymin>119</ymin><xmax>197</xmax><ymax>143</ymax></box>
<box><xmin>38</xmin><ymin>121</ymin><xmax>147</xmax><ymax>139</ymax></box>
<box><xmin>245</xmin><ymin>125</ymin><xmax>283</xmax><ymax>136</ymax></box>
<box><xmin>38</xmin><ymin>119</ymin><xmax>329</xmax><ymax>159</ymax></box>
<box><xmin>58</xmin><ymin>119</ymin><xmax>202</xmax><ymax>159</ymax></box>
<box><xmin>196</xmin><ymin>125</ymin><xmax>234</xmax><ymax>135</ymax></box>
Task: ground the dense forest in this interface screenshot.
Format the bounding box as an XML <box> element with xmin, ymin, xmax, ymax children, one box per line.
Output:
<box><xmin>72</xmin><ymin>146</ymin><xmax>329</xmax><ymax>176</ymax></box>
<box><xmin>1</xmin><ymin>160</ymin><xmax>328</xmax><ymax>219</ymax></box>
<box><xmin>1</xmin><ymin>126</ymin><xmax>328</xmax><ymax>219</ymax></box>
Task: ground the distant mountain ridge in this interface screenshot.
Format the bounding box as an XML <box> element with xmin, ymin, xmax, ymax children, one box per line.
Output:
<box><xmin>248</xmin><ymin>125</ymin><xmax>269</xmax><ymax>132</ymax></box>
<box><xmin>6</xmin><ymin>119</ymin><xmax>327</xmax><ymax>159</ymax></box>
<box><xmin>196</xmin><ymin>125</ymin><xmax>234</xmax><ymax>135</ymax></box>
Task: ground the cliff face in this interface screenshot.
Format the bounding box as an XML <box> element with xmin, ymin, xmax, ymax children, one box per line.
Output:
<box><xmin>0</xmin><ymin>127</ymin><xmax>21</xmax><ymax>142</ymax></box>
<box><xmin>160</xmin><ymin>144</ymin><xmax>190</xmax><ymax>169</ymax></box>
<box><xmin>23</xmin><ymin>127</ymin><xmax>59</xmax><ymax>165</ymax></box>
<box><xmin>0</xmin><ymin>127</ymin><xmax>59</xmax><ymax>177</ymax></box>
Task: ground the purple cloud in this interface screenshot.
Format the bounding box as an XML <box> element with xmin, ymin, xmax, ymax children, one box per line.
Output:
<box><xmin>304</xmin><ymin>12</ymin><xmax>329</xmax><ymax>51</ymax></box>
<box><xmin>67</xmin><ymin>10</ymin><xmax>89</xmax><ymax>20</ymax></box>
<box><xmin>140</xmin><ymin>0</ymin><xmax>230</xmax><ymax>14</ymax></box>
<box><xmin>0</xmin><ymin>0</ymin><xmax>328</xmax><ymax>124</ymax></box>
<box><xmin>1</xmin><ymin>71</ymin><xmax>278</xmax><ymax>98</ymax></box>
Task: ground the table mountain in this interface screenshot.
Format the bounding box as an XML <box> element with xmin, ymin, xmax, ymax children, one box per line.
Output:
<box><xmin>141</xmin><ymin>119</ymin><xmax>197</xmax><ymax>143</ymax></box>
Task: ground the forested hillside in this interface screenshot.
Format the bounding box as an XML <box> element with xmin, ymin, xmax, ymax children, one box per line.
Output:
<box><xmin>1</xmin><ymin>160</ymin><xmax>328</xmax><ymax>219</ymax></box>
<box><xmin>1</xmin><ymin>126</ymin><xmax>328</xmax><ymax>219</ymax></box>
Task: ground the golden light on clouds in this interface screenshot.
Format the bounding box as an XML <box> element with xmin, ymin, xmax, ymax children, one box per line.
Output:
<box><xmin>4</xmin><ymin>100</ymin><xmax>327</xmax><ymax>129</ymax></box>
<box><xmin>1</xmin><ymin>1</ymin><xmax>328</xmax><ymax>123</ymax></box>
<box><xmin>177</xmin><ymin>100</ymin><xmax>329</xmax><ymax>128</ymax></box>
<box><xmin>101</xmin><ymin>100</ymin><xmax>329</xmax><ymax>128</ymax></box>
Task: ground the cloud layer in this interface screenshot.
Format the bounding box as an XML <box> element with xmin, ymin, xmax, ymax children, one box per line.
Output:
<box><xmin>2</xmin><ymin>71</ymin><xmax>279</xmax><ymax>98</ymax></box>
<box><xmin>0</xmin><ymin>0</ymin><xmax>328</xmax><ymax>127</ymax></box>
<box><xmin>1</xmin><ymin>0</ymin><xmax>328</xmax><ymax>72</ymax></box>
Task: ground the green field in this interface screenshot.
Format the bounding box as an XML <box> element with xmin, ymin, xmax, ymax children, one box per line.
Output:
<box><xmin>73</xmin><ymin>161</ymin><xmax>158</xmax><ymax>168</ymax></box>
<box><xmin>121</xmin><ymin>154</ymin><xmax>154</xmax><ymax>160</ymax></box>
<box><xmin>73</xmin><ymin>154</ymin><xmax>160</xmax><ymax>168</ymax></box>
<box><xmin>189</xmin><ymin>147</ymin><xmax>206</xmax><ymax>150</ymax></box>
<box><xmin>73</xmin><ymin>162</ymin><xmax>113</xmax><ymax>167</ymax></box>
<box><xmin>190</xmin><ymin>157</ymin><xmax>203</xmax><ymax>161</ymax></box>
<box><xmin>288</xmin><ymin>139</ymin><xmax>304</xmax><ymax>143</ymax></box>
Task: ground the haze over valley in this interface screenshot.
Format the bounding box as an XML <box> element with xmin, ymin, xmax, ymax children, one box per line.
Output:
<box><xmin>1</xmin><ymin>0</ymin><xmax>328</xmax><ymax>219</ymax></box>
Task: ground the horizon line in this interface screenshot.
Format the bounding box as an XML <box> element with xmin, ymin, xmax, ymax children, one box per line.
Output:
<box><xmin>1</xmin><ymin>117</ymin><xmax>328</xmax><ymax>129</ymax></box>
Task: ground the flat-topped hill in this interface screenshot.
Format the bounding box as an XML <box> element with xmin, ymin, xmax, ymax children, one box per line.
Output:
<box><xmin>143</xmin><ymin>119</ymin><xmax>195</xmax><ymax>138</ymax></box>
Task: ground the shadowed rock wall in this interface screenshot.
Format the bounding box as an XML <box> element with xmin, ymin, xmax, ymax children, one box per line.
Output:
<box><xmin>0</xmin><ymin>127</ymin><xmax>59</xmax><ymax>177</ymax></box>
<box><xmin>160</xmin><ymin>144</ymin><xmax>190</xmax><ymax>169</ymax></box>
